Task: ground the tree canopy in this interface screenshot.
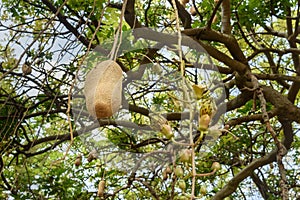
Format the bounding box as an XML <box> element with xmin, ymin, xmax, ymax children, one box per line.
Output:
<box><xmin>0</xmin><ymin>0</ymin><xmax>299</xmax><ymax>199</ymax></box>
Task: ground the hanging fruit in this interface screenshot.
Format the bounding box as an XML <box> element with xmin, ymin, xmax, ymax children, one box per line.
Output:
<box><xmin>174</xmin><ymin>166</ymin><xmax>184</xmax><ymax>177</ymax></box>
<box><xmin>74</xmin><ymin>154</ymin><xmax>82</xmax><ymax>166</ymax></box>
<box><xmin>87</xmin><ymin>149</ymin><xmax>98</xmax><ymax>162</ymax></box>
<box><xmin>22</xmin><ymin>63</ymin><xmax>32</xmax><ymax>75</ymax></box>
<box><xmin>97</xmin><ymin>180</ymin><xmax>105</xmax><ymax>197</ymax></box>
<box><xmin>84</xmin><ymin>60</ymin><xmax>123</xmax><ymax>119</ymax></box>
<box><xmin>178</xmin><ymin>180</ymin><xmax>186</xmax><ymax>191</ymax></box>
<box><xmin>179</xmin><ymin>149</ymin><xmax>192</xmax><ymax>163</ymax></box>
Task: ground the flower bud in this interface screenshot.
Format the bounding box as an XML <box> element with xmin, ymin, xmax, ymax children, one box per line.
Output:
<box><xmin>212</xmin><ymin>15</ymin><xmax>218</xmax><ymax>23</ymax></box>
<box><xmin>162</xmin><ymin>166</ymin><xmax>172</xmax><ymax>180</ymax></box>
<box><xmin>200</xmin><ymin>185</ymin><xmax>207</xmax><ymax>195</ymax></box>
<box><xmin>161</xmin><ymin>124</ymin><xmax>174</xmax><ymax>139</ymax></box>
<box><xmin>179</xmin><ymin>149</ymin><xmax>192</xmax><ymax>163</ymax></box>
<box><xmin>87</xmin><ymin>149</ymin><xmax>98</xmax><ymax>162</ymax></box>
<box><xmin>224</xmin><ymin>124</ymin><xmax>230</xmax><ymax>130</ymax></box>
<box><xmin>153</xmin><ymin>63</ymin><xmax>162</xmax><ymax>74</ymax></box>
<box><xmin>162</xmin><ymin>170</ymin><xmax>168</xmax><ymax>180</ymax></box>
<box><xmin>22</xmin><ymin>63</ymin><xmax>32</xmax><ymax>75</ymax></box>
<box><xmin>198</xmin><ymin>114</ymin><xmax>211</xmax><ymax>131</ymax></box>
<box><xmin>165</xmin><ymin>166</ymin><xmax>172</xmax><ymax>174</ymax></box>
<box><xmin>180</xmin><ymin>0</ymin><xmax>189</xmax><ymax>6</ymax></box>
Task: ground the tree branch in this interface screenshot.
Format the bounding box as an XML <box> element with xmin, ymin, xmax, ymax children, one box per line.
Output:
<box><xmin>262</xmin><ymin>85</ymin><xmax>300</xmax><ymax>123</ymax></box>
<box><xmin>40</xmin><ymin>0</ymin><xmax>108</xmax><ymax>54</ymax></box>
<box><xmin>212</xmin><ymin>149</ymin><xmax>277</xmax><ymax>199</ymax></box>
<box><xmin>254</xmin><ymin>73</ymin><xmax>300</xmax><ymax>83</ymax></box>
<box><xmin>221</xmin><ymin>0</ymin><xmax>231</xmax><ymax>34</ymax></box>
<box><xmin>251</xmin><ymin>172</ymin><xmax>270</xmax><ymax>199</ymax></box>
<box><xmin>183</xmin><ymin>28</ymin><xmax>248</xmax><ymax>65</ymax></box>
<box><xmin>167</xmin><ymin>0</ymin><xmax>192</xmax><ymax>29</ymax></box>
<box><xmin>124</xmin><ymin>0</ymin><xmax>142</xmax><ymax>29</ymax></box>
<box><xmin>226</xmin><ymin>110</ymin><xmax>277</xmax><ymax>127</ymax></box>
<box><xmin>213</xmin><ymin>81</ymin><xmax>297</xmax><ymax>200</ymax></box>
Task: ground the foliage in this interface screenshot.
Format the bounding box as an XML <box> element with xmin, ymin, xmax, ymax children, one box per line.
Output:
<box><xmin>0</xmin><ymin>0</ymin><xmax>300</xmax><ymax>199</ymax></box>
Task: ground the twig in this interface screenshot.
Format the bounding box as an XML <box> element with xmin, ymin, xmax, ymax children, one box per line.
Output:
<box><xmin>251</xmin><ymin>74</ymin><xmax>289</xmax><ymax>200</ymax></box>
<box><xmin>195</xmin><ymin>168</ymin><xmax>217</xmax><ymax>177</ymax></box>
<box><xmin>109</xmin><ymin>0</ymin><xmax>128</xmax><ymax>61</ymax></box>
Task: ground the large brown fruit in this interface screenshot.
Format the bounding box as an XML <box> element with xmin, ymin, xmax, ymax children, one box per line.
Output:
<box><xmin>97</xmin><ymin>180</ymin><xmax>105</xmax><ymax>197</ymax></box>
<box><xmin>84</xmin><ymin>60</ymin><xmax>122</xmax><ymax>119</ymax></box>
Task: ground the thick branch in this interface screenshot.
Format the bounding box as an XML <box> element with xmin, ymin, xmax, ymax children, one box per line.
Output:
<box><xmin>221</xmin><ymin>0</ymin><xmax>231</xmax><ymax>34</ymax></box>
<box><xmin>197</xmin><ymin>40</ymin><xmax>249</xmax><ymax>75</ymax></box>
<box><xmin>212</xmin><ymin>149</ymin><xmax>277</xmax><ymax>199</ymax></box>
<box><xmin>167</xmin><ymin>0</ymin><xmax>192</xmax><ymax>29</ymax></box>
<box><xmin>226</xmin><ymin>91</ymin><xmax>253</xmax><ymax>111</ymax></box>
<box><xmin>183</xmin><ymin>28</ymin><xmax>248</xmax><ymax>65</ymax></box>
<box><xmin>262</xmin><ymin>85</ymin><xmax>300</xmax><ymax>123</ymax></box>
<box><xmin>213</xmin><ymin>85</ymin><xmax>296</xmax><ymax>199</ymax></box>
<box><xmin>133</xmin><ymin>28</ymin><xmax>249</xmax><ymax>75</ymax></box>
<box><xmin>251</xmin><ymin>172</ymin><xmax>270</xmax><ymax>199</ymax></box>
<box><xmin>124</xmin><ymin>0</ymin><xmax>142</xmax><ymax>29</ymax></box>
<box><xmin>226</xmin><ymin>110</ymin><xmax>277</xmax><ymax>127</ymax></box>
<box><xmin>254</xmin><ymin>73</ymin><xmax>300</xmax><ymax>83</ymax></box>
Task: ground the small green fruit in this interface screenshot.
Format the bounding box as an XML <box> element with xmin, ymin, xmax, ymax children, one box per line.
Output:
<box><xmin>174</xmin><ymin>166</ymin><xmax>184</xmax><ymax>177</ymax></box>
<box><xmin>179</xmin><ymin>149</ymin><xmax>192</xmax><ymax>163</ymax></box>
<box><xmin>177</xmin><ymin>196</ymin><xmax>189</xmax><ymax>200</ymax></box>
<box><xmin>178</xmin><ymin>180</ymin><xmax>186</xmax><ymax>191</ymax></box>
<box><xmin>161</xmin><ymin>124</ymin><xmax>174</xmax><ymax>139</ymax></box>
<box><xmin>200</xmin><ymin>185</ymin><xmax>207</xmax><ymax>195</ymax></box>
<box><xmin>211</xmin><ymin>162</ymin><xmax>221</xmax><ymax>171</ymax></box>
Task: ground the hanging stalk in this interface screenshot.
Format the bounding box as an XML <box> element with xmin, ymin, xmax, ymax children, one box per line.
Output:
<box><xmin>171</xmin><ymin>0</ymin><xmax>196</xmax><ymax>198</ymax></box>
<box><xmin>110</xmin><ymin>0</ymin><xmax>128</xmax><ymax>61</ymax></box>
